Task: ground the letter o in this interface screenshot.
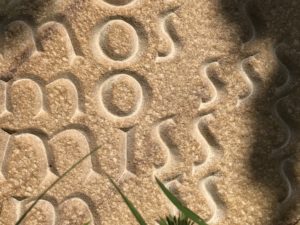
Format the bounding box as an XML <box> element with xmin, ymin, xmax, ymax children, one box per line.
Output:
<box><xmin>97</xmin><ymin>73</ymin><xmax>147</xmax><ymax>123</ymax></box>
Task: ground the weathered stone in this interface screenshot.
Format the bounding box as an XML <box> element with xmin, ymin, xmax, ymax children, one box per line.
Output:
<box><xmin>0</xmin><ymin>0</ymin><xmax>300</xmax><ymax>225</ymax></box>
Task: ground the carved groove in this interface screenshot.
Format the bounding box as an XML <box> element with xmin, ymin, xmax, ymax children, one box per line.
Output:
<box><xmin>192</xmin><ymin>114</ymin><xmax>221</xmax><ymax>175</ymax></box>
<box><xmin>37</xmin><ymin>21</ymin><xmax>83</xmax><ymax>65</ymax></box>
<box><xmin>1</xmin><ymin>19</ymin><xmax>82</xmax><ymax>70</ymax></box>
<box><xmin>96</xmin><ymin>72</ymin><xmax>148</xmax><ymax>123</ymax></box>
<box><xmin>240</xmin><ymin>0</ymin><xmax>265</xmax><ymax>44</ymax></box>
<box><xmin>156</xmin><ymin>9</ymin><xmax>181</xmax><ymax>62</ymax></box>
<box><xmin>1</xmin><ymin>75</ymin><xmax>83</xmax><ymax>120</ymax></box>
<box><xmin>99</xmin><ymin>0</ymin><xmax>137</xmax><ymax>7</ymax></box>
<box><xmin>191</xmin><ymin>59</ymin><xmax>226</xmax><ymax>223</ymax></box>
<box><xmin>118</xmin><ymin>127</ymin><xmax>136</xmax><ymax>182</ymax></box>
<box><xmin>199</xmin><ymin>62</ymin><xmax>225</xmax><ymax>111</ymax></box>
<box><xmin>199</xmin><ymin>175</ymin><xmax>226</xmax><ymax>224</ymax></box>
<box><xmin>91</xmin><ymin>17</ymin><xmax>147</xmax><ymax>66</ymax></box>
<box><xmin>59</xmin><ymin>197</ymin><xmax>95</xmax><ymax>225</ymax></box>
<box><xmin>0</xmin><ymin>81</ymin><xmax>10</xmax><ymax>117</ymax></box>
<box><xmin>152</xmin><ymin>118</ymin><xmax>181</xmax><ymax>179</ymax></box>
<box><xmin>236</xmin><ymin>55</ymin><xmax>261</xmax><ymax>106</ymax></box>
<box><xmin>271</xmin><ymin>44</ymin><xmax>295</xmax><ymax>216</ymax></box>
<box><xmin>49</xmin><ymin>129</ymin><xmax>95</xmax><ymax>177</ymax></box>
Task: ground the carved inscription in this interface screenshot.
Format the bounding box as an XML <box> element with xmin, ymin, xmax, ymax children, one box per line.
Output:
<box><xmin>99</xmin><ymin>0</ymin><xmax>137</xmax><ymax>6</ymax></box>
<box><xmin>236</xmin><ymin>55</ymin><xmax>261</xmax><ymax>106</ymax></box>
<box><xmin>18</xmin><ymin>199</ymin><xmax>56</xmax><ymax>225</ymax></box>
<box><xmin>271</xmin><ymin>44</ymin><xmax>296</xmax><ymax>214</ymax></box>
<box><xmin>3</xmin><ymin>20</ymin><xmax>38</xmax><ymax>56</ymax></box>
<box><xmin>192</xmin><ymin>114</ymin><xmax>220</xmax><ymax>174</ymax></box>
<box><xmin>199</xmin><ymin>175</ymin><xmax>226</xmax><ymax>224</ymax></box>
<box><xmin>37</xmin><ymin>21</ymin><xmax>83</xmax><ymax>65</ymax></box>
<box><xmin>152</xmin><ymin>118</ymin><xmax>181</xmax><ymax>179</ymax></box>
<box><xmin>49</xmin><ymin>129</ymin><xmax>93</xmax><ymax>177</ymax></box>
<box><xmin>156</xmin><ymin>10</ymin><xmax>181</xmax><ymax>62</ymax></box>
<box><xmin>0</xmin><ymin>197</ymin><xmax>95</xmax><ymax>225</ymax></box>
<box><xmin>0</xmin><ymin>81</ymin><xmax>10</xmax><ymax>117</ymax></box>
<box><xmin>199</xmin><ymin>62</ymin><xmax>225</xmax><ymax>111</ymax></box>
<box><xmin>1</xmin><ymin>19</ymin><xmax>82</xmax><ymax>73</ymax></box>
<box><xmin>96</xmin><ymin>73</ymin><xmax>147</xmax><ymax>123</ymax></box>
<box><xmin>1</xmin><ymin>132</ymin><xmax>54</xmax><ymax>197</ymax></box>
<box><xmin>59</xmin><ymin>198</ymin><xmax>95</xmax><ymax>225</ymax></box>
<box><xmin>190</xmin><ymin>59</ymin><xmax>226</xmax><ymax>223</ymax></box>
<box><xmin>46</xmin><ymin>78</ymin><xmax>82</xmax><ymax>119</ymax></box>
<box><xmin>118</xmin><ymin>127</ymin><xmax>136</xmax><ymax>181</ymax></box>
<box><xmin>0</xmin><ymin>130</ymin><xmax>10</xmax><ymax>181</ymax></box>
<box><xmin>91</xmin><ymin>19</ymin><xmax>146</xmax><ymax>66</ymax></box>
<box><xmin>0</xmin><ymin>2</ymin><xmax>235</xmax><ymax>224</ymax></box>
<box><xmin>9</xmin><ymin>79</ymin><xmax>45</xmax><ymax>118</ymax></box>
<box><xmin>0</xmin><ymin>75</ymin><xmax>83</xmax><ymax>120</ymax></box>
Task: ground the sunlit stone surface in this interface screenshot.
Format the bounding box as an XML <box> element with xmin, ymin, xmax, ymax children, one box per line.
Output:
<box><xmin>0</xmin><ymin>0</ymin><xmax>300</xmax><ymax>224</ymax></box>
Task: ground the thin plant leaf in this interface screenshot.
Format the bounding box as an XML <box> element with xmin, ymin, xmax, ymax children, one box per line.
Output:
<box><xmin>155</xmin><ymin>177</ymin><xmax>208</xmax><ymax>225</ymax></box>
<box><xmin>15</xmin><ymin>146</ymin><xmax>101</xmax><ymax>225</ymax></box>
<box><xmin>158</xmin><ymin>218</ymin><xmax>169</xmax><ymax>225</ymax></box>
<box><xmin>107</xmin><ymin>175</ymin><xmax>148</xmax><ymax>225</ymax></box>
<box><xmin>158</xmin><ymin>214</ymin><xmax>194</xmax><ymax>225</ymax></box>
<box><xmin>83</xmin><ymin>222</ymin><xmax>90</xmax><ymax>225</ymax></box>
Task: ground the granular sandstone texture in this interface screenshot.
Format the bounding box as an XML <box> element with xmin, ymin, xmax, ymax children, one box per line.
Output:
<box><xmin>0</xmin><ymin>0</ymin><xmax>300</xmax><ymax>224</ymax></box>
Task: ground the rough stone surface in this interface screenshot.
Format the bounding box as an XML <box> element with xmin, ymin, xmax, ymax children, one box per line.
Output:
<box><xmin>0</xmin><ymin>0</ymin><xmax>300</xmax><ymax>224</ymax></box>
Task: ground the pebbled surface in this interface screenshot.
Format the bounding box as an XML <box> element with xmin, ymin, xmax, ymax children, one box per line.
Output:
<box><xmin>0</xmin><ymin>0</ymin><xmax>300</xmax><ymax>225</ymax></box>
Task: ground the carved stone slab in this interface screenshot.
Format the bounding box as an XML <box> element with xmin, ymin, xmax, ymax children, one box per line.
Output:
<box><xmin>0</xmin><ymin>0</ymin><xmax>300</xmax><ymax>225</ymax></box>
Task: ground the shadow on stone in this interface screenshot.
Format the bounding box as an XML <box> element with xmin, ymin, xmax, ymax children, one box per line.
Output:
<box><xmin>219</xmin><ymin>0</ymin><xmax>300</xmax><ymax>224</ymax></box>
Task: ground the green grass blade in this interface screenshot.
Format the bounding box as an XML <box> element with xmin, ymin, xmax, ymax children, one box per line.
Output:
<box><xmin>158</xmin><ymin>218</ymin><xmax>168</xmax><ymax>225</ymax></box>
<box><xmin>83</xmin><ymin>222</ymin><xmax>90</xmax><ymax>225</ymax></box>
<box><xmin>107</xmin><ymin>176</ymin><xmax>148</xmax><ymax>225</ymax></box>
<box><xmin>155</xmin><ymin>177</ymin><xmax>208</xmax><ymax>225</ymax></box>
<box><xmin>15</xmin><ymin>146</ymin><xmax>101</xmax><ymax>225</ymax></box>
